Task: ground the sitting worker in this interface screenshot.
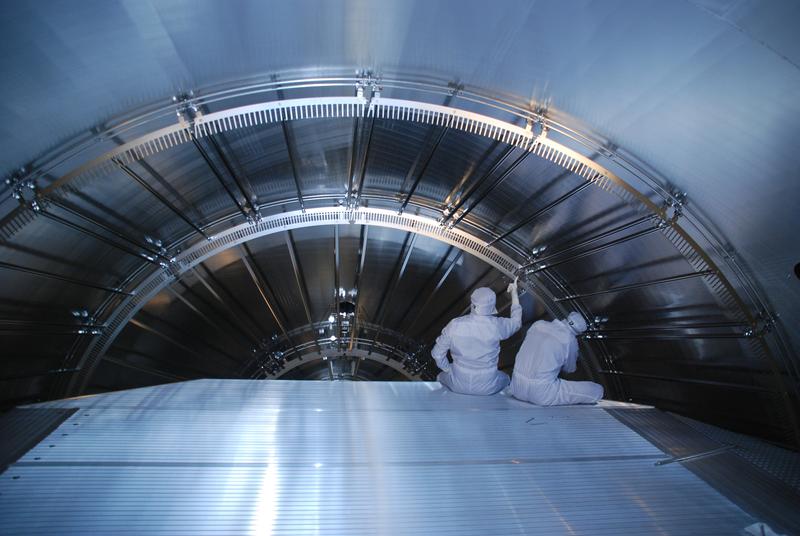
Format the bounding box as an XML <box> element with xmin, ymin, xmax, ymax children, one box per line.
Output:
<box><xmin>509</xmin><ymin>312</ymin><xmax>604</xmax><ymax>405</ymax></box>
<box><xmin>431</xmin><ymin>280</ymin><xmax>522</xmax><ymax>395</ymax></box>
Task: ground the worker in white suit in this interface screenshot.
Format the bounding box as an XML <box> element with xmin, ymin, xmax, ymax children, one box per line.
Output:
<box><xmin>509</xmin><ymin>312</ymin><xmax>604</xmax><ymax>405</ymax></box>
<box><xmin>432</xmin><ymin>281</ymin><xmax>522</xmax><ymax>395</ymax></box>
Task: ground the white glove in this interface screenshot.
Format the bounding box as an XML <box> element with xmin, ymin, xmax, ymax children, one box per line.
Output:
<box><xmin>506</xmin><ymin>277</ymin><xmax>518</xmax><ymax>294</ymax></box>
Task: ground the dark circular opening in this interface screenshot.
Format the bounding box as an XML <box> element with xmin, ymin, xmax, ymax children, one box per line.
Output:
<box><xmin>339</xmin><ymin>301</ymin><xmax>356</xmax><ymax>315</ymax></box>
<box><xmin>795</xmin><ymin>263</ymin><xmax>800</xmax><ymax>280</ymax></box>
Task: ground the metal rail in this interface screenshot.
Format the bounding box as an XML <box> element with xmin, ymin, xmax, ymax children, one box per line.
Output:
<box><xmin>37</xmin><ymin>209</ymin><xmax>159</xmax><ymax>265</ymax></box>
<box><xmin>47</xmin><ymin>198</ymin><xmax>168</xmax><ymax>260</ymax></box>
<box><xmin>399</xmin><ymin>127</ymin><xmax>448</xmax><ymax>214</ymax></box>
<box><xmin>114</xmin><ymin>160</ymin><xmax>210</xmax><ymax>240</ymax></box>
<box><xmin>525</xmin><ymin>226</ymin><xmax>662</xmax><ymax>273</ymax></box>
<box><xmin>487</xmin><ymin>181</ymin><xmax>592</xmax><ymax>246</ymax></box>
<box><xmin>191</xmin><ymin>137</ymin><xmax>250</xmax><ymax>219</ymax></box>
<box><xmin>451</xmin><ymin>150</ymin><xmax>531</xmax><ymax>228</ymax></box>
<box><xmin>555</xmin><ymin>270</ymin><xmax>717</xmax><ymax>302</ymax></box>
<box><xmin>205</xmin><ymin>134</ymin><xmax>259</xmax><ymax>216</ymax></box>
<box><xmin>0</xmin><ymin>260</ymin><xmax>131</xmax><ymax>295</ymax></box>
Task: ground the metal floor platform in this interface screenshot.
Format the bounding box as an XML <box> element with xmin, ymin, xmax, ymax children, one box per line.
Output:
<box><xmin>0</xmin><ymin>380</ymin><xmax>769</xmax><ymax>535</ymax></box>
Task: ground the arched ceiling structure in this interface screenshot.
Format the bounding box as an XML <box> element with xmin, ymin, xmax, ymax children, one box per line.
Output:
<box><xmin>0</xmin><ymin>0</ymin><xmax>798</xmax><ymax>447</ymax></box>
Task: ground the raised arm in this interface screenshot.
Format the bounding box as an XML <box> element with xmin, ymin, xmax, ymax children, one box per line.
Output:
<box><xmin>497</xmin><ymin>278</ymin><xmax>522</xmax><ymax>339</ymax></box>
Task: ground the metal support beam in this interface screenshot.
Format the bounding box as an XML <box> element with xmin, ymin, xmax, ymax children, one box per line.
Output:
<box><xmin>529</xmin><ymin>215</ymin><xmax>657</xmax><ymax>267</ymax></box>
<box><xmin>345</xmin><ymin>117</ymin><xmax>360</xmax><ymax>206</ymax></box>
<box><xmin>333</xmin><ymin>225</ymin><xmax>341</xmax><ymax>341</ymax></box>
<box><xmin>134</xmin><ymin>310</ymin><xmax>244</xmax><ymax>367</ymax></box>
<box><xmin>419</xmin><ymin>266</ymin><xmax>493</xmax><ymax>340</ymax></box>
<box><xmin>165</xmin><ymin>286</ymin><xmax>254</xmax><ymax>350</ymax></box>
<box><xmin>110</xmin><ymin>344</ymin><xmax>215</xmax><ymax>379</ymax></box>
<box><xmin>398</xmin><ymin>127</ymin><xmax>449</xmax><ymax>214</ymax></box>
<box><xmin>588</xmin><ymin>322</ymin><xmax>750</xmax><ymax>333</ymax></box>
<box><xmin>397</xmin><ymin>245</ymin><xmax>456</xmax><ymax>328</ymax></box>
<box><xmin>205</xmin><ymin>134</ymin><xmax>259</xmax><ymax>217</ymax></box>
<box><xmin>486</xmin><ymin>181</ymin><xmax>592</xmax><ymax>246</ymax></box>
<box><xmin>442</xmin><ymin>141</ymin><xmax>502</xmax><ymax>210</ymax></box>
<box><xmin>349</xmin><ymin>225</ymin><xmax>369</xmax><ymax>350</ymax></box>
<box><xmin>0</xmin><ymin>260</ymin><xmax>131</xmax><ymax>295</ymax></box>
<box><xmin>114</xmin><ymin>160</ymin><xmax>210</xmax><ymax>240</ymax></box>
<box><xmin>37</xmin><ymin>209</ymin><xmax>159</xmax><ymax>265</ymax></box>
<box><xmin>440</xmin><ymin>145</ymin><xmax>516</xmax><ymax>226</ymax></box>
<box><xmin>47</xmin><ymin>198</ymin><xmax>167</xmax><ymax>261</ymax></box>
<box><xmin>242</xmin><ymin>243</ymin><xmax>292</xmax><ymax>326</ymax></box>
<box><xmin>370</xmin><ymin>233</ymin><xmax>416</xmax><ymax>326</ymax></box>
<box><xmin>556</xmin><ymin>270</ymin><xmax>717</xmax><ymax>302</ymax></box>
<box><xmin>0</xmin><ymin>368</ymin><xmax>81</xmax><ymax>383</ymax></box>
<box><xmin>585</xmin><ymin>332</ymin><xmax>751</xmax><ymax>341</ymax></box>
<box><xmin>450</xmin><ymin>150</ymin><xmax>531</xmax><ymax>227</ymax></box>
<box><xmin>128</xmin><ymin>318</ymin><xmax>203</xmax><ymax>359</ymax></box>
<box><xmin>404</xmin><ymin>248</ymin><xmax>461</xmax><ymax>333</ymax></box>
<box><xmin>352</xmin><ymin>118</ymin><xmax>375</xmax><ymax>209</ymax></box>
<box><xmin>239</xmin><ymin>249</ymin><xmax>288</xmax><ymax>334</ymax></box>
<box><xmin>191</xmin><ymin>137</ymin><xmax>250</xmax><ymax>219</ymax></box>
<box><xmin>188</xmin><ymin>267</ymin><xmax>263</xmax><ymax>343</ymax></box>
<box><xmin>370</xmin><ymin>233</ymin><xmax>418</xmax><ymax>348</ymax></box>
<box><xmin>598</xmin><ymin>370</ymin><xmax>774</xmax><ymax>393</ymax></box>
<box><xmin>239</xmin><ymin>246</ymin><xmax>300</xmax><ymax>356</ymax></box>
<box><xmin>0</xmin><ymin>318</ymin><xmax>103</xmax><ymax>335</ymax></box>
<box><xmin>284</xmin><ymin>230</ymin><xmax>314</xmax><ymax>326</ymax></box>
<box><xmin>103</xmin><ymin>354</ymin><xmax>188</xmax><ymax>382</ymax></box>
<box><xmin>280</xmin><ymin>119</ymin><xmax>305</xmax><ymax>211</ymax></box>
<box><xmin>525</xmin><ymin>225</ymin><xmax>662</xmax><ymax>273</ymax></box>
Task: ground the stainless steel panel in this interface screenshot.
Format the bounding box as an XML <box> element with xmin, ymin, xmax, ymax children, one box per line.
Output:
<box><xmin>0</xmin><ymin>380</ymin><xmax>754</xmax><ymax>535</ymax></box>
<box><xmin>1</xmin><ymin>0</ymin><xmax>798</xmax><ymax>446</ymax></box>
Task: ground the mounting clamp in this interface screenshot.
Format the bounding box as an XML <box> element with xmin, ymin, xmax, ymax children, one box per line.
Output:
<box><xmin>173</xmin><ymin>92</ymin><xmax>202</xmax><ymax>133</ymax></box>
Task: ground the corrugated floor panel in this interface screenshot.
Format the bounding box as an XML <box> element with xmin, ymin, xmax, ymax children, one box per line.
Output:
<box><xmin>673</xmin><ymin>412</ymin><xmax>800</xmax><ymax>492</ymax></box>
<box><xmin>0</xmin><ymin>408</ymin><xmax>77</xmax><ymax>472</ymax></box>
<box><xmin>607</xmin><ymin>407</ymin><xmax>800</xmax><ymax>535</ymax></box>
<box><xmin>0</xmin><ymin>380</ymin><xmax>755</xmax><ymax>535</ymax></box>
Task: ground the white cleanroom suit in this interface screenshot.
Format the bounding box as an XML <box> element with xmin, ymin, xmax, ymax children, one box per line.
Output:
<box><xmin>510</xmin><ymin>312</ymin><xmax>604</xmax><ymax>405</ymax></box>
<box><xmin>432</xmin><ymin>283</ymin><xmax>522</xmax><ymax>395</ymax></box>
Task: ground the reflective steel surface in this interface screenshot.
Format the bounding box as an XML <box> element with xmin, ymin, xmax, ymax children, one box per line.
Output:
<box><xmin>1</xmin><ymin>380</ymin><xmax>755</xmax><ymax>535</ymax></box>
<box><xmin>0</xmin><ymin>0</ymin><xmax>798</xmax><ymax>449</ymax></box>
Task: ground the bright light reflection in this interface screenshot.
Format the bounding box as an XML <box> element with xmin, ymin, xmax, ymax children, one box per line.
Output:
<box><xmin>250</xmin><ymin>456</ymin><xmax>279</xmax><ymax>535</ymax></box>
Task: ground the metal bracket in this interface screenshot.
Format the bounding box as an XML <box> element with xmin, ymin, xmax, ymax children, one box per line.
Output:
<box><xmin>7</xmin><ymin>174</ymin><xmax>41</xmax><ymax>211</ymax></box>
<box><xmin>744</xmin><ymin>311</ymin><xmax>776</xmax><ymax>338</ymax></box>
<box><xmin>590</xmin><ymin>315</ymin><xmax>609</xmax><ymax>331</ymax></box>
<box><xmin>528</xmin><ymin>245</ymin><xmax>548</xmax><ymax>262</ymax></box>
<box><xmin>356</xmin><ymin>71</ymin><xmax>382</xmax><ymax>114</ymax></box>
<box><xmin>447</xmin><ymin>81</ymin><xmax>465</xmax><ymax>99</ymax></box>
<box><xmin>401</xmin><ymin>344</ymin><xmax>435</xmax><ymax>376</ymax></box>
<box><xmin>173</xmin><ymin>92</ymin><xmax>202</xmax><ymax>133</ymax></box>
<box><xmin>69</xmin><ymin>308</ymin><xmax>103</xmax><ymax>336</ymax></box>
<box><xmin>14</xmin><ymin>174</ymin><xmax>177</xmax><ymax>268</ymax></box>
<box><xmin>526</xmin><ymin>117</ymin><xmax>546</xmax><ymax>139</ymax></box>
<box><xmin>663</xmin><ymin>190</ymin><xmax>687</xmax><ymax>223</ymax></box>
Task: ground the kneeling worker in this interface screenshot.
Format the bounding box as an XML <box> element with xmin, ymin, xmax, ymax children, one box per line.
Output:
<box><xmin>510</xmin><ymin>312</ymin><xmax>603</xmax><ymax>405</ymax></box>
<box><xmin>432</xmin><ymin>280</ymin><xmax>522</xmax><ymax>395</ymax></box>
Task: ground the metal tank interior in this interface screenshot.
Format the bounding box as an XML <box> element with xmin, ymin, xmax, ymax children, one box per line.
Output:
<box><xmin>1</xmin><ymin>1</ymin><xmax>799</xmax><ymax>534</ymax></box>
